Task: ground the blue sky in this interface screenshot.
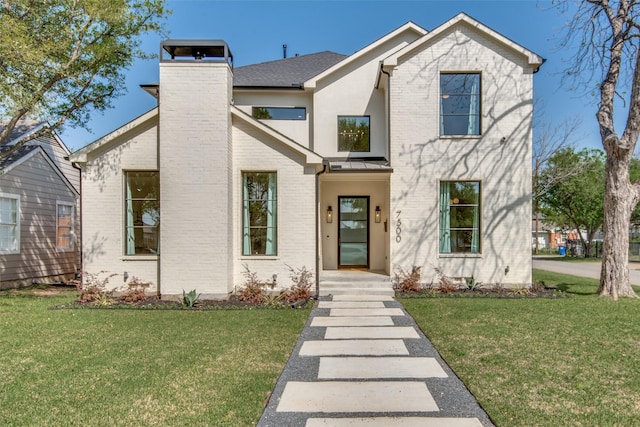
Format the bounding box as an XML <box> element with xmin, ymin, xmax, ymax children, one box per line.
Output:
<box><xmin>61</xmin><ymin>0</ymin><xmax>602</xmax><ymax>152</ymax></box>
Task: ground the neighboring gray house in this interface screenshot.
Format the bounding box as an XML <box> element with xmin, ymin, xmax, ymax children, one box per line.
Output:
<box><xmin>0</xmin><ymin>122</ymin><xmax>80</xmax><ymax>288</ymax></box>
<box><xmin>71</xmin><ymin>14</ymin><xmax>543</xmax><ymax>299</ymax></box>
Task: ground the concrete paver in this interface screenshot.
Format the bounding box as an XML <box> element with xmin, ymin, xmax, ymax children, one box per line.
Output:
<box><xmin>318</xmin><ymin>301</ymin><xmax>386</xmax><ymax>309</ymax></box>
<box><xmin>324</xmin><ymin>326</ymin><xmax>420</xmax><ymax>339</ymax></box>
<box><xmin>299</xmin><ymin>339</ymin><xmax>409</xmax><ymax>356</ymax></box>
<box><xmin>310</xmin><ymin>316</ymin><xmax>394</xmax><ymax>327</ymax></box>
<box><xmin>276</xmin><ymin>381</ymin><xmax>439</xmax><ymax>413</ymax></box>
<box><xmin>305</xmin><ymin>417</ymin><xmax>484</xmax><ymax>427</ymax></box>
<box><xmin>330</xmin><ymin>307</ymin><xmax>405</xmax><ymax>316</ymax></box>
<box><xmin>318</xmin><ymin>357</ymin><xmax>448</xmax><ymax>379</ymax></box>
<box><xmin>332</xmin><ymin>295</ymin><xmax>394</xmax><ymax>301</ymax></box>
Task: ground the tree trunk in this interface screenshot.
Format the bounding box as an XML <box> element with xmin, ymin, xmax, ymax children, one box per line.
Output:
<box><xmin>599</xmin><ymin>156</ymin><xmax>638</xmax><ymax>299</ymax></box>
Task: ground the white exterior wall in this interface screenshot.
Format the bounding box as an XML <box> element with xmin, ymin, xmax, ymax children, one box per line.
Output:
<box><xmin>159</xmin><ymin>61</ymin><xmax>233</xmax><ymax>299</ymax></box>
<box><xmin>389</xmin><ymin>24</ymin><xmax>533</xmax><ymax>285</ymax></box>
<box><xmin>231</xmin><ymin>118</ymin><xmax>317</xmax><ymax>291</ymax></box>
<box><xmin>234</xmin><ymin>91</ymin><xmax>312</xmax><ymax>149</ymax></box>
<box><xmin>80</xmin><ymin>120</ymin><xmax>159</xmax><ymax>291</ymax></box>
<box><xmin>313</xmin><ymin>33</ymin><xmax>419</xmax><ymax>159</ymax></box>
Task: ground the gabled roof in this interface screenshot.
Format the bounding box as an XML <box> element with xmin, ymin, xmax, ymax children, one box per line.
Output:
<box><xmin>231</xmin><ymin>106</ymin><xmax>323</xmax><ymax>164</ymax></box>
<box><xmin>383</xmin><ymin>13</ymin><xmax>544</xmax><ymax>70</ymax></box>
<box><xmin>304</xmin><ymin>21</ymin><xmax>428</xmax><ymax>89</ymax></box>
<box><xmin>0</xmin><ymin>121</ymin><xmax>46</xmax><ymax>147</ymax></box>
<box><xmin>0</xmin><ymin>144</ymin><xmax>38</xmax><ymax>170</ymax></box>
<box><xmin>0</xmin><ymin>145</ymin><xmax>79</xmax><ymax>196</ymax></box>
<box><xmin>233</xmin><ymin>51</ymin><xmax>347</xmax><ymax>88</ymax></box>
<box><xmin>70</xmin><ymin>108</ymin><xmax>159</xmax><ymax>163</ymax></box>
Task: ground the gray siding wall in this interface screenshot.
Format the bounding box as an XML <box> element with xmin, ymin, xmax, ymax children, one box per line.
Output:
<box><xmin>0</xmin><ymin>152</ymin><xmax>79</xmax><ymax>287</ymax></box>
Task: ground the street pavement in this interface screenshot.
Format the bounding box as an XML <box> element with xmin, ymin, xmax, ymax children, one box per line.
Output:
<box><xmin>532</xmin><ymin>256</ymin><xmax>640</xmax><ymax>285</ymax></box>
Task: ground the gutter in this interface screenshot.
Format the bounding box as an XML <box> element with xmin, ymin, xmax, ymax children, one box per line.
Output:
<box><xmin>314</xmin><ymin>161</ymin><xmax>328</xmax><ymax>298</ymax></box>
<box><xmin>379</xmin><ymin>64</ymin><xmax>393</xmax><ymax>166</ymax></box>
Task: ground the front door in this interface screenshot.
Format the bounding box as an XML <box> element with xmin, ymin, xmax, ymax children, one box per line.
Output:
<box><xmin>338</xmin><ymin>196</ymin><xmax>369</xmax><ymax>268</ymax></box>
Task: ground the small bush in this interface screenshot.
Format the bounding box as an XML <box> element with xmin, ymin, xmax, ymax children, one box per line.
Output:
<box><xmin>121</xmin><ymin>277</ymin><xmax>151</xmax><ymax>303</ymax></box>
<box><xmin>238</xmin><ymin>264</ymin><xmax>268</xmax><ymax>304</ymax></box>
<box><xmin>73</xmin><ymin>271</ymin><xmax>117</xmax><ymax>305</ymax></box>
<box><xmin>393</xmin><ymin>266</ymin><xmax>422</xmax><ymax>292</ymax></box>
<box><xmin>283</xmin><ymin>265</ymin><xmax>313</xmax><ymax>303</ymax></box>
<box><xmin>433</xmin><ymin>267</ymin><xmax>460</xmax><ymax>293</ymax></box>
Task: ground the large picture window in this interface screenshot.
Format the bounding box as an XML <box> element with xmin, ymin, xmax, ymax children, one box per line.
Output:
<box><xmin>0</xmin><ymin>194</ymin><xmax>19</xmax><ymax>253</ymax></box>
<box><xmin>440</xmin><ymin>73</ymin><xmax>481</xmax><ymax>136</ymax></box>
<box><xmin>242</xmin><ymin>172</ymin><xmax>277</xmax><ymax>256</ymax></box>
<box><xmin>56</xmin><ymin>201</ymin><xmax>74</xmax><ymax>251</ymax></box>
<box><xmin>439</xmin><ymin>181</ymin><xmax>480</xmax><ymax>254</ymax></box>
<box><xmin>125</xmin><ymin>171</ymin><xmax>159</xmax><ymax>255</ymax></box>
<box><xmin>338</xmin><ymin>116</ymin><xmax>370</xmax><ymax>152</ymax></box>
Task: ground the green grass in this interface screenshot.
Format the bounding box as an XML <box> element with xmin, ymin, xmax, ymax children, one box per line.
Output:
<box><xmin>401</xmin><ymin>270</ymin><xmax>640</xmax><ymax>426</ymax></box>
<box><xmin>0</xmin><ymin>287</ymin><xmax>310</xmax><ymax>426</ymax></box>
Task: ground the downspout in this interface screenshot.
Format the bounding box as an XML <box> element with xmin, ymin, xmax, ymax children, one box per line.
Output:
<box><xmin>314</xmin><ymin>162</ymin><xmax>328</xmax><ymax>298</ymax></box>
<box><xmin>379</xmin><ymin>64</ymin><xmax>392</xmax><ymax>166</ymax></box>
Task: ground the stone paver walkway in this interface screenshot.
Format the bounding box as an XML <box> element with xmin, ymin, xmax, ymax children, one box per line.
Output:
<box><xmin>257</xmin><ymin>294</ymin><xmax>494</xmax><ymax>426</ymax></box>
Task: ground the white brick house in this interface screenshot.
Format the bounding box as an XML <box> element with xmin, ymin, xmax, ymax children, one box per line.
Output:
<box><xmin>70</xmin><ymin>14</ymin><xmax>543</xmax><ymax>299</ymax></box>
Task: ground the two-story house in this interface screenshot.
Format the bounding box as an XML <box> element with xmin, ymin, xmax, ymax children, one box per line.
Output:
<box><xmin>70</xmin><ymin>13</ymin><xmax>543</xmax><ymax>299</ymax></box>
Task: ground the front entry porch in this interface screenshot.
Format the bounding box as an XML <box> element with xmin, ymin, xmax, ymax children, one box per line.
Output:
<box><xmin>318</xmin><ymin>269</ymin><xmax>393</xmax><ymax>297</ymax></box>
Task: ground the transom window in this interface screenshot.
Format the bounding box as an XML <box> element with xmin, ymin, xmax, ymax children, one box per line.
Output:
<box><xmin>0</xmin><ymin>193</ymin><xmax>19</xmax><ymax>253</ymax></box>
<box><xmin>439</xmin><ymin>181</ymin><xmax>481</xmax><ymax>254</ymax></box>
<box><xmin>440</xmin><ymin>73</ymin><xmax>481</xmax><ymax>136</ymax></box>
<box><xmin>242</xmin><ymin>172</ymin><xmax>277</xmax><ymax>256</ymax></box>
<box><xmin>252</xmin><ymin>107</ymin><xmax>306</xmax><ymax>120</ymax></box>
<box><xmin>338</xmin><ymin>116</ymin><xmax>370</xmax><ymax>152</ymax></box>
<box><xmin>56</xmin><ymin>201</ymin><xmax>74</xmax><ymax>251</ymax></box>
<box><xmin>125</xmin><ymin>171</ymin><xmax>159</xmax><ymax>255</ymax></box>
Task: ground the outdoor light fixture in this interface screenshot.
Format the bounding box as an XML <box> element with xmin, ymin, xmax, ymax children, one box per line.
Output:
<box><xmin>375</xmin><ymin>206</ymin><xmax>381</xmax><ymax>223</ymax></box>
<box><xmin>327</xmin><ymin>206</ymin><xmax>333</xmax><ymax>223</ymax></box>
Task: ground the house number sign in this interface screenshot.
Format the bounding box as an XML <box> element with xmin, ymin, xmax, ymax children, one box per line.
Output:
<box><xmin>395</xmin><ymin>210</ymin><xmax>402</xmax><ymax>243</ymax></box>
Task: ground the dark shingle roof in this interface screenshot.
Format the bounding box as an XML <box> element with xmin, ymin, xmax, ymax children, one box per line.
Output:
<box><xmin>0</xmin><ymin>144</ymin><xmax>38</xmax><ymax>170</ymax></box>
<box><xmin>0</xmin><ymin>120</ymin><xmax>43</xmax><ymax>147</ymax></box>
<box><xmin>233</xmin><ymin>51</ymin><xmax>347</xmax><ymax>88</ymax></box>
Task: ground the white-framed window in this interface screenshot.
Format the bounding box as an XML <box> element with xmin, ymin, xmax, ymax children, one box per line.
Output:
<box><xmin>439</xmin><ymin>181</ymin><xmax>481</xmax><ymax>254</ymax></box>
<box><xmin>56</xmin><ymin>201</ymin><xmax>74</xmax><ymax>251</ymax></box>
<box><xmin>125</xmin><ymin>171</ymin><xmax>159</xmax><ymax>255</ymax></box>
<box><xmin>440</xmin><ymin>73</ymin><xmax>481</xmax><ymax>136</ymax></box>
<box><xmin>242</xmin><ymin>172</ymin><xmax>277</xmax><ymax>256</ymax></box>
<box><xmin>0</xmin><ymin>193</ymin><xmax>20</xmax><ymax>253</ymax></box>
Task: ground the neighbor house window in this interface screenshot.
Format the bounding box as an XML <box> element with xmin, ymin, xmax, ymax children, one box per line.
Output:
<box><xmin>125</xmin><ymin>171</ymin><xmax>159</xmax><ymax>255</ymax></box>
<box><xmin>56</xmin><ymin>201</ymin><xmax>74</xmax><ymax>251</ymax></box>
<box><xmin>338</xmin><ymin>116</ymin><xmax>370</xmax><ymax>152</ymax></box>
<box><xmin>242</xmin><ymin>172</ymin><xmax>277</xmax><ymax>256</ymax></box>
<box><xmin>0</xmin><ymin>193</ymin><xmax>19</xmax><ymax>253</ymax></box>
<box><xmin>440</xmin><ymin>73</ymin><xmax>481</xmax><ymax>136</ymax></box>
<box><xmin>252</xmin><ymin>107</ymin><xmax>306</xmax><ymax>120</ymax></box>
<box><xmin>439</xmin><ymin>181</ymin><xmax>480</xmax><ymax>253</ymax></box>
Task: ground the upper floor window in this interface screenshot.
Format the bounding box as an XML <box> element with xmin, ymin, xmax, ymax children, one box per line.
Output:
<box><xmin>56</xmin><ymin>201</ymin><xmax>74</xmax><ymax>251</ymax></box>
<box><xmin>440</xmin><ymin>73</ymin><xmax>481</xmax><ymax>136</ymax></box>
<box><xmin>338</xmin><ymin>116</ymin><xmax>370</xmax><ymax>152</ymax></box>
<box><xmin>242</xmin><ymin>172</ymin><xmax>277</xmax><ymax>256</ymax></box>
<box><xmin>252</xmin><ymin>107</ymin><xmax>306</xmax><ymax>120</ymax></box>
<box><xmin>125</xmin><ymin>171</ymin><xmax>159</xmax><ymax>255</ymax></box>
<box><xmin>439</xmin><ymin>181</ymin><xmax>481</xmax><ymax>254</ymax></box>
<box><xmin>0</xmin><ymin>193</ymin><xmax>19</xmax><ymax>253</ymax></box>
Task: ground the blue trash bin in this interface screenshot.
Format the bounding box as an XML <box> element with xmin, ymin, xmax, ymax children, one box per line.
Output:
<box><xmin>558</xmin><ymin>246</ymin><xmax>566</xmax><ymax>256</ymax></box>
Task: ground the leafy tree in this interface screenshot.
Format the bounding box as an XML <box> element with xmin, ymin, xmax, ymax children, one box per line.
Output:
<box><xmin>554</xmin><ymin>0</ymin><xmax>640</xmax><ymax>298</ymax></box>
<box><xmin>538</xmin><ymin>148</ymin><xmax>605</xmax><ymax>258</ymax></box>
<box><xmin>0</xmin><ymin>0</ymin><xmax>168</xmax><ymax>154</ymax></box>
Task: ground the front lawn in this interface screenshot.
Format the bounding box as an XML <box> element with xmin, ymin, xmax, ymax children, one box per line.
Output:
<box><xmin>0</xmin><ymin>287</ymin><xmax>310</xmax><ymax>426</ymax></box>
<box><xmin>401</xmin><ymin>270</ymin><xmax>640</xmax><ymax>426</ymax></box>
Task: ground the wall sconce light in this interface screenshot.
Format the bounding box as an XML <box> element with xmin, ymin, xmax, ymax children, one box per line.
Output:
<box><xmin>375</xmin><ymin>206</ymin><xmax>381</xmax><ymax>223</ymax></box>
<box><xmin>326</xmin><ymin>206</ymin><xmax>333</xmax><ymax>223</ymax></box>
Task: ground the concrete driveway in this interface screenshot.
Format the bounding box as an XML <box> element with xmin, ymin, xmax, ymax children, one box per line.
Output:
<box><xmin>532</xmin><ymin>256</ymin><xmax>640</xmax><ymax>286</ymax></box>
